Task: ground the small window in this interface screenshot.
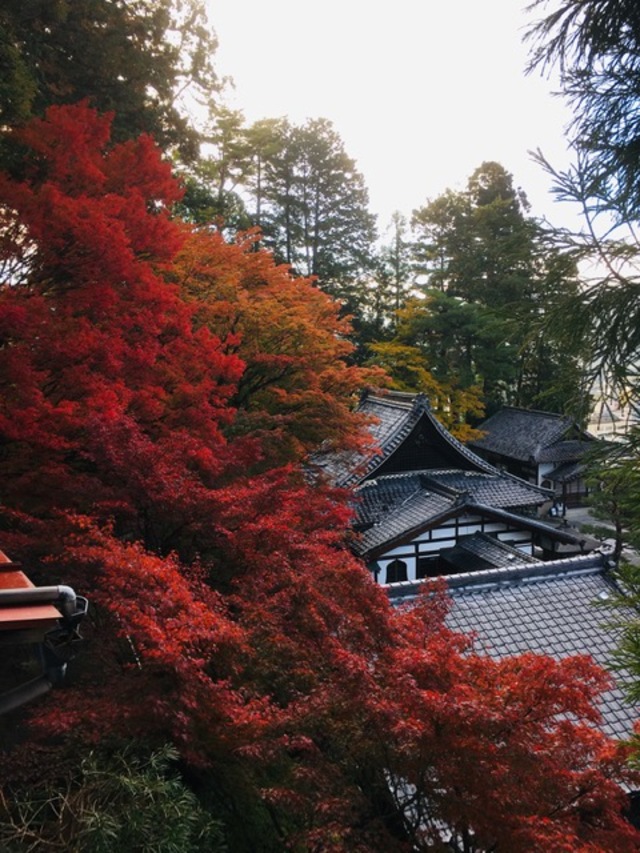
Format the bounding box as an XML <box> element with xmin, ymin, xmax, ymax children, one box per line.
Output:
<box><xmin>385</xmin><ymin>559</ymin><xmax>408</xmax><ymax>584</ymax></box>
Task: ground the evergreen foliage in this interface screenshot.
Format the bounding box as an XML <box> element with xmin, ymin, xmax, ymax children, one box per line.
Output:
<box><xmin>0</xmin><ymin>744</ymin><xmax>225</xmax><ymax>852</ymax></box>
<box><xmin>0</xmin><ymin>0</ymin><xmax>219</xmax><ymax>162</ymax></box>
<box><xmin>526</xmin><ymin>0</ymin><xmax>640</xmax><ymax>754</ymax></box>
<box><xmin>388</xmin><ymin>162</ymin><xmax>586</xmax><ymax>414</ymax></box>
<box><xmin>245</xmin><ymin>116</ymin><xmax>378</xmax><ymax>312</ymax></box>
<box><xmin>527</xmin><ymin>0</ymin><xmax>640</xmax><ymax>217</ymax></box>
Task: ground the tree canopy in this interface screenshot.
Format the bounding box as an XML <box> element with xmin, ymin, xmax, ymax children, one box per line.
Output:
<box><xmin>527</xmin><ymin>0</ymin><xmax>640</xmax><ymax>218</ymax></box>
<box><xmin>525</xmin><ymin>0</ymin><xmax>640</xmax><ymax>408</ymax></box>
<box><xmin>0</xmin><ymin>102</ymin><xmax>637</xmax><ymax>852</ymax></box>
<box><xmin>170</xmin><ymin>226</ymin><xmax>384</xmax><ymax>465</ymax></box>
<box><xmin>0</xmin><ymin>0</ymin><xmax>219</xmax><ymax>161</ymax></box>
<box><xmin>368</xmin><ymin>162</ymin><xmax>586</xmax><ymax>415</ymax></box>
<box><xmin>526</xmin><ymin>0</ymin><xmax>640</xmax><ymax>764</ymax></box>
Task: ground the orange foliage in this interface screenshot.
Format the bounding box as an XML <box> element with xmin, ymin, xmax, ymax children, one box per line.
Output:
<box><xmin>172</xmin><ymin>227</ymin><xmax>386</xmax><ymax>463</ymax></box>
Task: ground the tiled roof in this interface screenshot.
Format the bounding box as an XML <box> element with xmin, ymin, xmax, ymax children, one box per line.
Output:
<box><xmin>447</xmin><ymin>561</ymin><xmax>636</xmax><ymax>740</ymax></box>
<box><xmin>445</xmin><ymin>532</ymin><xmax>541</xmax><ymax>571</ymax></box>
<box><xmin>355</xmin><ymin>473</ymin><xmax>436</xmax><ymax>526</ymax></box>
<box><xmin>317</xmin><ymin>393</ymin><xmax>584</xmax><ymax>564</ymax></box>
<box><xmin>319</xmin><ymin>391</ymin><xmax>500</xmax><ymax>488</ymax></box>
<box><xmin>355</xmin><ymin>469</ymin><xmax>546</xmax><ymax>526</ymax></box>
<box><xmin>469</xmin><ymin>504</ymin><xmax>593</xmax><ymax>549</ymax></box>
<box><xmin>422</xmin><ymin>470</ymin><xmax>546</xmax><ymax>509</ymax></box>
<box><xmin>390</xmin><ymin>555</ymin><xmax>638</xmax><ymax>741</ymax></box>
<box><xmin>537</xmin><ymin>439</ymin><xmax>593</xmax><ymax>464</ymax></box>
<box><xmin>470</xmin><ymin>407</ymin><xmax>590</xmax><ymax>463</ymax></box>
<box><xmin>313</xmin><ymin>392</ymin><xmax>418</xmax><ymax>486</ymax></box>
<box><xmin>353</xmin><ymin>474</ymin><xmax>583</xmax><ymax>559</ymax></box>
<box><xmin>353</xmin><ymin>474</ymin><xmax>456</xmax><ymax>556</ymax></box>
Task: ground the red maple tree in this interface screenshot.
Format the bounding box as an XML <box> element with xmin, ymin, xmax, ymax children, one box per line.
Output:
<box><xmin>0</xmin><ymin>102</ymin><xmax>247</xmax><ymax>556</ymax></box>
<box><xmin>0</xmin><ymin>104</ymin><xmax>637</xmax><ymax>852</ymax></box>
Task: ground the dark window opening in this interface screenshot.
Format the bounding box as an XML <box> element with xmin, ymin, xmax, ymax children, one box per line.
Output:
<box><xmin>385</xmin><ymin>559</ymin><xmax>408</xmax><ymax>584</ymax></box>
<box><xmin>416</xmin><ymin>555</ymin><xmax>444</xmax><ymax>579</ymax></box>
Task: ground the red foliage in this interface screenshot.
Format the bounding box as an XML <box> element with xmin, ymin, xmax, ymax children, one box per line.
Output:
<box><xmin>380</xmin><ymin>589</ymin><xmax>639</xmax><ymax>850</ymax></box>
<box><xmin>0</xmin><ymin>102</ymin><xmax>245</xmax><ymax>549</ymax></box>
<box><xmin>0</xmin><ymin>104</ymin><xmax>638</xmax><ymax>852</ymax></box>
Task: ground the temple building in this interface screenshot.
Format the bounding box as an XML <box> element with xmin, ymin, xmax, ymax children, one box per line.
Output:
<box><xmin>319</xmin><ymin>391</ymin><xmax>637</xmax><ymax>743</ymax></box>
<box><xmin>317</xmin><ymin>391</ymin><xmax>593</xmax><ymax>586</ymax></box>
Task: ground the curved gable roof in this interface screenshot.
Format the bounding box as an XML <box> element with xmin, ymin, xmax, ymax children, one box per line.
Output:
<box><xmin>330</xmin><ymin>391</ymin><xmax>499</xmax><ymax>487</ymax></box>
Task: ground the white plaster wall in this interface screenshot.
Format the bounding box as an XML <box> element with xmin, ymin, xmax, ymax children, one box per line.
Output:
<box><xmin>375</xmin><ymin>517</ymin><xmax>532</xmax><ymax>584</ymax></box>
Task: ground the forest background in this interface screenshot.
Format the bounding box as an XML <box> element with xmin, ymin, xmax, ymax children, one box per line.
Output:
<box><xmin>2</xmin><ymin>2</ymin><xmax>640</xmax><ymax>851</ymax></box>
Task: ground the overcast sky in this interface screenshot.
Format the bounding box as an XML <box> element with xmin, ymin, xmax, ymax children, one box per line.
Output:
<box><xmin>206</xmin><ymin>0</ymin><xmax>578</xmax><ymax>235</ymax></box>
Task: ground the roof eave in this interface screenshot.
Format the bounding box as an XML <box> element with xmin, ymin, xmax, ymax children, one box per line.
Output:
<box><xmin>359</xmin><ymin>500</ymin><xmax>585</xmax><ymax>561</ymax></box>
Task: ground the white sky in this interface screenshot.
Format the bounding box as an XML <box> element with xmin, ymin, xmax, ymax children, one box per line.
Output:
<box><xmin>206</xmin><ymin>0</ymin><xmax>579</xmax><ymax>235</ymax></box>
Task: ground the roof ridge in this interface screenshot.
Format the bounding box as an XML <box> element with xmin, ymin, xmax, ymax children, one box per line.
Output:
<box><xmin>468</xmin><ymin>503</ymin><xmax>588</xmax><ymax>543</ymax></box>
<box><xmin>471</xmin><ymin>530</ymin><xmax>538</xmax><ymax>555</ymax></box>
<box><xmin>446</xmin><ymin>552</ymin><xmax>609</xmax><ymax>592</ymax></box>
<box><xmin>419</xmin><ymin>474</ymin><xmax>467</xmax><ymax>500</ymax></box>
<box><xmin>491</xmin><ymin>406</ymin><xmax>572</xmax><ymax>420</ymax></box>
<box><xmin>385</xmin><ymin>553</ymin><xmax>610</xmax><ymax>602</ymax></box>
<box><xmin>362</xmin><ymin>389</ymin><xmax>415</xmax><ymax>409</ymax></box>
<box><xmin>357</xmin><ymin>471</ymin><xmax>421</xmax><ymax>488</ymax></box>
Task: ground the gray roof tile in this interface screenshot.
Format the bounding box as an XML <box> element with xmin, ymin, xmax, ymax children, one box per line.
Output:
<box><xmin>447</xmin><ymin>532</ymin><xmax>540</xmax><ymax>569</ymax></box>
<box><xmin>470</xmin><ymin>407</ymin><xmax>591</xmax><ymax>463</ymax></box>
<box><xmin>422</xmin><ymin>470</ymin><xmax>546</xmax><ymax>508</ymax></box>
<box><xmin>353</xmin><ymin>475</ymin><xmax>455</xmax><ymax>556</ymax></box>
<box><xmin>355</xmin><ymin>507</ymin><xmax>584</xmax><ymax>563</ymax></box>
<box><xmin>443</xmin><ymin>562</ymin><xmax>638</xmax><ymax>740</ymax></box>
<box><xmin>536</xmin><ymin>439</ymin><xmax>594</xmax><ymax>463</ymax></box>
<box><xmin>352</xmin><ymin>468</ymin><xmax>555</xmax><ymax>558</ymax></box>
<box><xmin>319</xmin><ymin>392</ymin><xmax>505</xmax><ymax>488</ymax></box>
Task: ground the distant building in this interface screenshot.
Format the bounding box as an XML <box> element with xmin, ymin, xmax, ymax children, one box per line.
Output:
<box><xmin>588</xmin><ymin>378</ymin><xmax>640</xmax><ymax>441</ymax></box>
<box><xmin>468</xmin><ymin>406</ymin><xmax>599</xmax><ymax>511</ymax></box>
